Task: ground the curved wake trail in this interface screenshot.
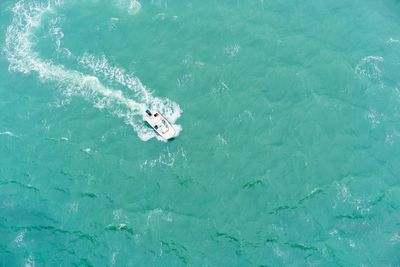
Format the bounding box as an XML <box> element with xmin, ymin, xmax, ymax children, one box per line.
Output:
<box><xmin>4</xmin><ymin>0</ymin><xmax>182</xmax><ymax>141</ymax></box>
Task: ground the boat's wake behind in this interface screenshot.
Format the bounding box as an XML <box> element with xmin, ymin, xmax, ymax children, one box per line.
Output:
<box><xmin>4</xmin><ymin>0</ymin><xmax>182</xmax><ymax>141</ymax></box>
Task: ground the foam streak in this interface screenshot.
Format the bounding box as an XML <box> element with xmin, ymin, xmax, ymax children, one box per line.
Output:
<box><xmin>4</xmin><ymin>0</ymin><xmax>181</xmax><ymax>141</ymax></box>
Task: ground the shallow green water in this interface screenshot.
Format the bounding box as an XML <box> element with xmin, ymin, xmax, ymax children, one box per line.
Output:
<box><xmin>1</xmin><ymin>0</ymin><xmax>400</xmax><ymax>265</ymax></box>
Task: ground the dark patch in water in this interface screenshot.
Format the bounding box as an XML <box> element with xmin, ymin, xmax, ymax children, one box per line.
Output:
<box><xmin>80</xmin><ymin>192</ymin><xmax>97</xmax><ymax>198</ymax></box>
<box><xmin>285</xmin><ymin>242</ymin><xmax>318</xmax><ymax>251</ymax></box>
<box><xmin>216</xmin><ymin>232</ymin><xmax>240</xmax><ymax>244</ymax></box>
<box><xmin>104</xmin><ymin>224</ymin><xmax>134</xmax><ymax>235</ymax></box>
<box><xmin>242</xmin><ymin>179</ymin><xmax>264</xmax><ymax>189</ymax></box>
<box><xmin>268</xmin><ymin>205</ymin><xmax>296</xmax><ymax>215</ymax></box>
<box><xmin>0</xmin><ymin>180</ymin><xmax>39</xmax><ymax>192</ymax></box>
<box><xmin>298</xmin><ymin>188</ymin><xmax>323</xmax><ymax>204</ymax></box>
<box><xmin>335</xmin><ymin>213</ymin><xmax>366</xmax><ymax>220</ymax></box>
<box><xmin>161</xmin><ymin>240</ymin><xmax>188</xmax><ymax>263</ymax></box>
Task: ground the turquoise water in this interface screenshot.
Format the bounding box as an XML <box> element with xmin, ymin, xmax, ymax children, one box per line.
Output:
<box><xmin>1</xmin><ymin>0</ymin><xmax>400</xmax><ymax>265</ymax></box>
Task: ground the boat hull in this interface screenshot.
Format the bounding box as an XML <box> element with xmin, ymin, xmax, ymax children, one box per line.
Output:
<box><xmin>144</xmin><ymin>110</ymin><xmax>176</xmax><ymax>140</ymax></box>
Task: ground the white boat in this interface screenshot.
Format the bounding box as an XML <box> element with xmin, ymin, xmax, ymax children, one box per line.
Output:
<box><xmin>144</xmin><ymin>110</ymin><xmax>176</xmax><ymax>140</ymax></box>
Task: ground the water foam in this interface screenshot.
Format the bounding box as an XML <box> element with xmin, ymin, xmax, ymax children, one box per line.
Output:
<box><xmin>116</xmin><ymin>0</ymin><xmax>142</xmax><ymax>15</ymax></box>
<box><xmin>355</xmin><ymin>56</ymin><xmax>384</xmax><ymax>80</ymax></box>
<box><xmin>0</xmin><ymin>131</ymin><xmax>17</xmax><ymax>137</ymax></box>
<box><xmin>387</xmin><ymin>37</ymin><xmax>400</xmax><ymax>45</ymax></box>
<box><xmin>78</xmin><ymin>54</ymin><xmax>182</xmax><ymax>140</ymax></box>
<box><xmin>48</xmin><ymin>16</ymin><xmax>72</xmax><ymax>58</ymax></box>
<box><xmin>4</xmin><ymin>0</ymin><xmax>181</xmax><ymax>141</ymax></box>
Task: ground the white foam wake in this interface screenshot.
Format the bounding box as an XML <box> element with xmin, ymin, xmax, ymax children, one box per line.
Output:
<box><xmin>78</xmin><ymin>54</ymin><xmax>182</xmax><ymax>137</ymax></box>
<box><xmin>116</xmin><ymin>0</ymin><xmax>142</xmax><ymax>15</ymax></box>
<box><xmin>4</xmin><ymin>0</ymin><xmax>182</xmax><ymax>141</ymax></box>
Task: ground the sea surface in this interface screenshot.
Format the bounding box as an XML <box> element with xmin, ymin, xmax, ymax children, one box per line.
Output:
<box><xmin>1</xmin><ymin>0</ymin><xmax>400</xmax><ymax>266</ymax></box>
